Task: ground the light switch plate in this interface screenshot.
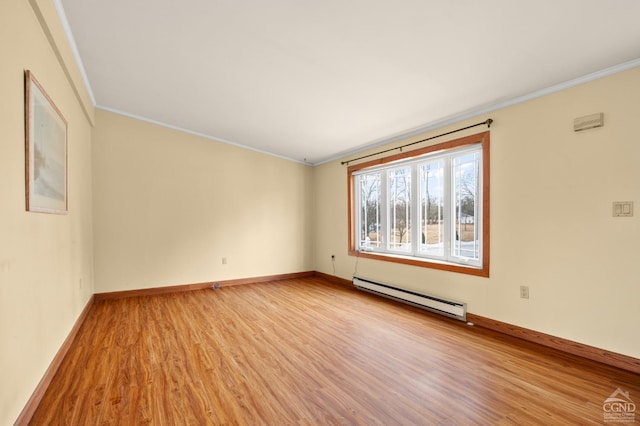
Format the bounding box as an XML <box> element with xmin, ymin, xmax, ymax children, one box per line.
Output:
<box><xmin>612</xmin><ymin>201</ymin><xmax>633</xmax><ymax>217</ymax></box>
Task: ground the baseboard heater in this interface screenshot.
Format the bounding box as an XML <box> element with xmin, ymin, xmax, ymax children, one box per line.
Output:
<box><xmin>353</xmin><ymin>276</ymin><xmax>467</xmax><ymax>322</ymax></box>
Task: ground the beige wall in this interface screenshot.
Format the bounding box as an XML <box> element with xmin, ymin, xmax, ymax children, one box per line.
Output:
<box><xmin>314</xmin><ymin>67</ymin><xmax>640</xmax><ymax>359</ymax></box>
<box><xmin>2</xmin><ymin>0</ymin><xmax>639</xmax><ymax>422</ymax></box>
<box><xmin>92</xmin><ymin>110</ymin><xmax>314</xmax><ymax>293</ymax></box>
<box><xmin>0</xmin><ymin>0</ymin><xmax>95</xmax><ymax>423</ymax></box>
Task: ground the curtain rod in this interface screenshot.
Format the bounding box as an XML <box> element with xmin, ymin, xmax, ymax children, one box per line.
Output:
<box><xmin>341</xmin><ymin>118</ymin><xmax>493</xmax><ymax>166</ymax></box>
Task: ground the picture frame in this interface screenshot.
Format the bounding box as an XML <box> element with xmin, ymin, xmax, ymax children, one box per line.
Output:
<box><xmin>25</xmin><ymin>70</ymin><xmax>68</xmax><ymax>214</ymax></box>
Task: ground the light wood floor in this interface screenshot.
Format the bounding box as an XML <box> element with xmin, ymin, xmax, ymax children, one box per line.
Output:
<box><xmin>31</xmin><ymin>277</ymin><xmax>639</xmax><ymax>425</ymax></box>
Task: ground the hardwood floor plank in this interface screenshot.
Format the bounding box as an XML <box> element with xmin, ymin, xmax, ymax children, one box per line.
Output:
<box><xmin>30</xmin><ymin>277</ymin><xmax>639</xmax><ymax>425</ymax></box>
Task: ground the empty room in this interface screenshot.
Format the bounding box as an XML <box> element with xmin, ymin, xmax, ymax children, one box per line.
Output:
<box><xmin>2</xmin><ymin>0</ymin><xmax>639</xmax><ymax>424</ymax></box>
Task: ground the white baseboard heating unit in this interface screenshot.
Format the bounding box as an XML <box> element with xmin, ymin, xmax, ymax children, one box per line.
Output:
<box><xmin>353</xmin><ymin>276</ymin><xmax>467</xmax><ymax>321</ymax></box>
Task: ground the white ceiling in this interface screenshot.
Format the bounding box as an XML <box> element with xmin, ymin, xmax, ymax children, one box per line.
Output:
<box><xmin>59</xmin><ymin>0</ymin><xmax>640</xmax><ymax>164</ymax></box>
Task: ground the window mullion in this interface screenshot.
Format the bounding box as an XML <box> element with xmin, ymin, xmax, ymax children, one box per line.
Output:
<box><xmin>380</xmin><ymin>171</ymin><xmax>388</xmax><ymax>252</ymax></box>
<box><xmin>443</xmin><ymin>155</ymin><xmax>452</xmax><ymax>262</ymax></box>
<box><xmin>475</xmin><ymin>153</ymin><xmax>482</xmax><ymax>260</ymax></box>
<box><xmin>411</xmin><ymin>165</ymin><xmax>419</xmax><ymax>256</ymax></box>
<box><xmin>355</xmin><ymin>175</ymin><xmax>361</xmax><ymax>250</ymax></box>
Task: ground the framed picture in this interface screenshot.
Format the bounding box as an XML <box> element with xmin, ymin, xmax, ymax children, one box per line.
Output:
<box><xmin>25</xmin><ymin>70</ymin><xmax>68</xmax><ymax>214</ymax></box>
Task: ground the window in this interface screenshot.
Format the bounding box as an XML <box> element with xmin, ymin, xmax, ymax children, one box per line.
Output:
<box><xmin>348</xmin><ymin>131</ymin><xmax>489</xmax><ymax>277</ymax></box>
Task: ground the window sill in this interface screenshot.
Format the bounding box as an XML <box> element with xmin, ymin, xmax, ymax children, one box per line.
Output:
<box><xmin>349</xmin><ymin>249</ymin><xmax>489</xmax><ymax>277</ymax></box>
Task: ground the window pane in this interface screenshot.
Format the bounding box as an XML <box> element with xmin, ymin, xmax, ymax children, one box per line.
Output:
<box><xmin>359</xmin><ymin>173</ymin><xmax>382</xmax><ymax>249</ymax></box>
<box><xmin>452</xmin><ymin>152</ymin><xmax>480</xmax><ymax>260</ymax></box>
<box><xmin>419</xmin><ymin>160</ymin><xmax>444</xmax><ymax>257</ymax></box>
<box><xmin>388</xmin><ymin>167</ymin><xmax>411</xmax><ymax>252</ymax></box>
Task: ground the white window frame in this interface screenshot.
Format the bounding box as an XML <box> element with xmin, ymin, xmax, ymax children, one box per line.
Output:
<box><xmin>348</xmin><ymin>131</ymin><xmax>490</xmax><ymax>277</ymax></box>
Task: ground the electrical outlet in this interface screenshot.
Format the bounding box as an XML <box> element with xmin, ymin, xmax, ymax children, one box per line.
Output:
<box><xmin>520</xmin><ymin>285</ymin><xmax>530</xmax><ymax>299</ymax></box>
<box><xmin>222</xmin><ymin>257</ymin><xmax>227</xmax><ymax>265</ymax></box>
<box><xmin>331</xmin><ymin>254</ymin><xmax>335</xmax><ymax>260</ymax></box>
